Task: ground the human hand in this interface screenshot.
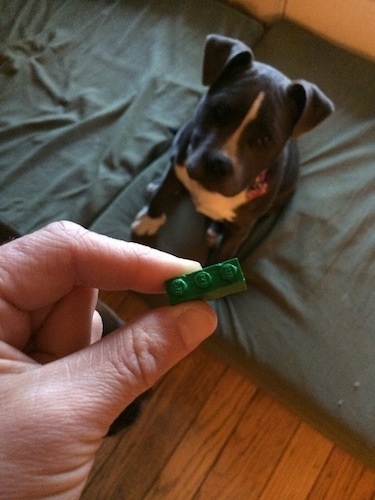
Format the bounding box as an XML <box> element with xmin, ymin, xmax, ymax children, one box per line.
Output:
<box><xmin>0</xmin><ymin>221</ymin><xmax>217</xmax><ymax>499</ymax></box>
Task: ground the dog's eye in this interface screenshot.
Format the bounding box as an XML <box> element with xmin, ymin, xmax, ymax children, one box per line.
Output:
<box><xmin>255</xmin><ymin>135</ymin><xmax>272</xmax><ymax>147</ymax></box>
<box><xmin>245</xmin><ymin>134</ymin><xmax>271</xmax><ymax>148</ymax></box>
<box><xmin>211</xmin><ymin>104</ymin><xmax>229</xmax><ymax>125</ymax></box>
<box><xmin>244</xmin><ymin>121</ymin><xmax>273</xmax><ymax>148</ymax></box>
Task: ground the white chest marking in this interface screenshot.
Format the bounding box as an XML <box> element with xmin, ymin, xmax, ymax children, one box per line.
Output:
<box><xmin>223</xmin><ymin>91</ymin><xmax>265</xmax><ymax>160</ymax></box>
<box><xmin>175</xmin><ymin>165</ymin><xmax>248</xmax><ymax>222</ymax></box>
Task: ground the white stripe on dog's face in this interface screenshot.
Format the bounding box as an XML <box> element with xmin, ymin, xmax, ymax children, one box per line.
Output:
<box><xmin>222</xmin><ymin>91</ymin><xmax>265</xmax><ymax>161</ymax></box>
<box><xmin>175</xmin><ymin>165</ymin><xmax>248</xmax><ymax>221</ymax></box>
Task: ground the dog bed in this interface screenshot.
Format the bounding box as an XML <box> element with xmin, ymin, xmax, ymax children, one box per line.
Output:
<box><xmin>1</xmin><ymin>0</ymin><xmax>374</xmax><ymax>466</ymax></box>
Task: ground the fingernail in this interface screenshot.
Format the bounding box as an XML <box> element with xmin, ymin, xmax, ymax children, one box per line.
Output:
<box><xmin>179</xmin><ymin>259</ymin><xmax>202</xmax><ymax>274</ymax></box>
<box><xmin>173</xmin><ymin>302</ymin><xmax>218</xmax><ymax>348</ymax></box>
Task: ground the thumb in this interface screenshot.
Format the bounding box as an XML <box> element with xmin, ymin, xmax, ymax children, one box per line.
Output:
<box><xmin>44</xmin><ymin>301</ymin><xmax>217</xmax><ymax>433</ymax></box>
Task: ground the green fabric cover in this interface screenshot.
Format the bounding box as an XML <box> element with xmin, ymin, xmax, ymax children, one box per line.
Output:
<box><xmin>1</xmin><ymin>0</ymin><xmax>374</xmax><ymax>467</ymax></box>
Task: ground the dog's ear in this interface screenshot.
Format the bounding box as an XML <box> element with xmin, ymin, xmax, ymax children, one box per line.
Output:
<box><xmin>288</xmin><ymin>80</ymin><xmax>335</xmax><ymax>137</ymax></box>
<box><xmin>203</xmin><ymin>34</ymin><xmax>253</xmax><ymax>86</ymax></box>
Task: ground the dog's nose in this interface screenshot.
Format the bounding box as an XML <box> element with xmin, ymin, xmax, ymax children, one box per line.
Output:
<box><xmin>187</xmin><ymin>152</ymin><xmax>233</xmax><ymax>182</ymax></box>
<box><xmin>207</xmin><ymin>152</ymin><xmax>233</xmax><ymax>175</ymax></box>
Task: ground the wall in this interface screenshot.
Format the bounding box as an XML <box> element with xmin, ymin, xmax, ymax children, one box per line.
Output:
<box><xmin>225</xmin><ymin>0</ymin><xmax>285</xmax><ymax>22</ymax></box>
<box><xmin>286</xmin><ymin>0</ymin><xmax>375</xmax><ymax>60</ymax></box>
<box><xmin>227</xmin><ymin>0</ymin><xmax>375</xmax><ymax>60</ymax></box>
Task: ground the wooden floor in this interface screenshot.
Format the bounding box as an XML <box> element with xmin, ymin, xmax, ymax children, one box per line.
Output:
<box><xmin>82</xmin><ymin>291</ymin><xmax>375</xmax><ymax>499</ymax></box>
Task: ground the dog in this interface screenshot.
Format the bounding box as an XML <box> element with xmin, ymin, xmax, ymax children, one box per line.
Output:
<box><xmin>131</xmin><ymin>34</ymin><xmax>334</xmax><ymax>263</ymax></box>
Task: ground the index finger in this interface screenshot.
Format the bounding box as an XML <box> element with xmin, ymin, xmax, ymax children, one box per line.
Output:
<box><xmin>0</xmin><ymin>221</ymin><xmax>201</xmax><ymax>311</ymax></box>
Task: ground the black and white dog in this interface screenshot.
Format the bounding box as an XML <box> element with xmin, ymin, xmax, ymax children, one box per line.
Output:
<box><xmin>132</xmin><ymin>34</ymin><xmax>334</xmax><ymax>262</ymax></box>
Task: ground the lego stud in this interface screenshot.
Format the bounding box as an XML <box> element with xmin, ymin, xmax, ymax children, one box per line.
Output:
<box><xmin>219</xmin><ymin>262</ymin><xmax>238</xmax><ymax>282</ymax></box>
<box><xmin>169</xmin><ymin>278</ymin><xmax>188</xmax><ymax>297</ymax></box>
<box><xmin>195</xmin><ymin>271</ymin><xmax>212</xmax><ymax>288</ymax></box>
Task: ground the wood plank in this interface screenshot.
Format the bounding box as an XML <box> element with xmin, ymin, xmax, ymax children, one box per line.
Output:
<box><xmin>309</xmin><ymin>446</ymin><xmax>375</xmax><ymax>499</ymax></box>
<box><xmin>197</xmin><ymin>390</ymin><xmax>301</xmax><ymax>499</ymax></box>
<box><xmin>351</xmin><ymin>468</ymin><xmax>375</xmax><ymax>499</ymax></box>
<box><xmin>82</xmin><ymin>347</ymin><xmax>227</xmax><ymax>499</ymax></box>
<box><xmin>144</xmin><ymin>365</ymin><xmax>258</xmax><ymax>499</ymax></box>
<box><xmin>260</xmin><ymin>421</ymin><xmax>333</xmax><ymax>499</ymax></box>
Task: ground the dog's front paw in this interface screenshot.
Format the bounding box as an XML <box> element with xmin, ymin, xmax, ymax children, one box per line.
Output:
<box><xmin>206</xmin><ymin>222</ymin><xmax>223</xmax><ymax>248</ymax></box>
<box><xmin>146</xmin><ymin>180</ymin><xmax>161</xmax><ymax>196</ymax></box>
<box><xmin>131</xmin><ymin>206</ymin><xmax>167</xmax><ymax>236</ymax></box>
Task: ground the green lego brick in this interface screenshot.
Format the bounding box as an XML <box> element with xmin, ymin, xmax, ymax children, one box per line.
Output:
<box><xmin>165</xmin><ymin>258</ymin><xmax>247</xmax><ymax>305</ymax></box>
